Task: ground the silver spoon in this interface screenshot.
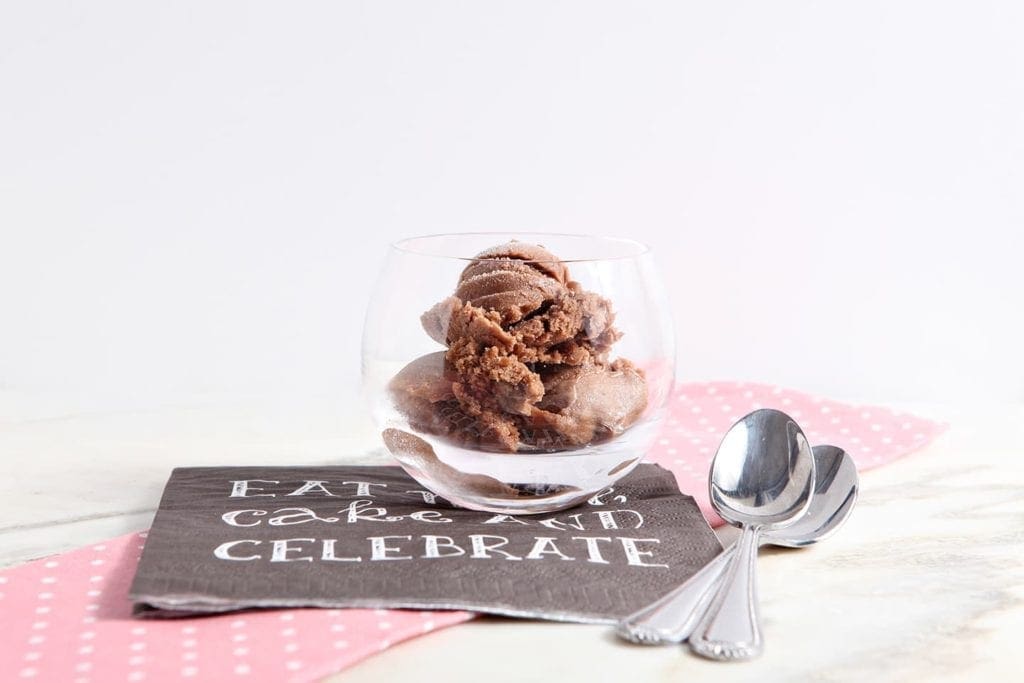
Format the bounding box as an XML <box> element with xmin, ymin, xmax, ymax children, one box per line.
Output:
<box><xmin>615</xmin><ymin>445</ymin><xmax>858</xmax><ymax>645</ymax></box>
<box><xmin>688</xmin><ymin>409</ymin><xmax>816</xmax><ymax>661</ymax></box>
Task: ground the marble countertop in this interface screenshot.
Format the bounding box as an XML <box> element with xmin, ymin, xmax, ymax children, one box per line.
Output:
<box><xmin>3</xmin><ymin>392</ymin><xmax>1022</xmax><ymax>682</ymax></box>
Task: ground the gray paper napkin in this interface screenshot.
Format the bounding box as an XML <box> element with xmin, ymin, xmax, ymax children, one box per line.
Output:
<box><xmin>130</xmin><ymin>464</ymin><xmax>720</xmax><ymax>623</ymax></box>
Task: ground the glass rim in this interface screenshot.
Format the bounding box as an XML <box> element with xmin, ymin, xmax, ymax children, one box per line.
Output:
<box><xmin>389</xmin><ymin>231</ymin><xmax>651</xmax><ymax>263</ymax></box>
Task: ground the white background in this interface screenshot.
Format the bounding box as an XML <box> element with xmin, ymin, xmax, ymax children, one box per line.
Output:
<box><xmin>2</xmin><ymin>1</ymin><xmax>1022</xmax><ymax>414</ymax></box>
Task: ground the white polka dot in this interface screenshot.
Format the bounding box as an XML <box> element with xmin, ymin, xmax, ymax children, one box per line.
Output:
<box><xmin>378</xmin><ymin>621</ymin><xmax>392</xmax><ymax>630</ymax></box>
<box><xmin>80</xmin><ymin>632</ymin><xmax>95</xmax><ymax>640</ymax></box>
<box><xmin>234</xmin><ymin>664</ymin><xmax>250</xmax><ymax>675</ymax></box>
<box><xmin>667</xmin><ymin>448</ymin><xmax>677</xmax><ymax>455</ymax></box>
<box><xmin>85</xmin><ymin>604</ymin><xmax>99</xmax><ymax>612</ymax></box>
<box><xmin>658</xmin><ymin>438</ymin><xmax>669</xmax><ymax>445</ymax></box>
<box><xmin>743</xmin><ymin>391</ymin><xmax>753</xmax><ymax>398</ymax></box>
<box><xmin>181</xmin><ymin>626</ymin><xmax>197</xmax><ymax>635</ymax></box>
<box><xmin>35</xmin><ymin>606</ymin><xmax>50</xmax><ymax>615</ymax></box>
<box><xmin>781</xmin><ymin>398</ymin><xmax>792</xmax><ymax>405</ymax></box>
<box><xmin>87</xmin><ymin>590</ymin><xmax>101</xmax><ymax>597</ymax></box>
<box><xmin>902</xmin><ymin>422</ymin><xmax>912</xmax><ymax>429</ymax></box>
<box><xmin>93</xmin><ymin>544</ymin><xmax>107</xmax><ymax>551</ymax></box>
<box><xmin>24</xmin><ymin>652</ymin><xmax>41</xmax><ymax>661</ymax></box>
<box><xmin>231</xmin><ymin>619</ymin><xmax>246</xmax><ymax>629</ymax></box>
<box><xmin>131</xmin><ymin>627</ymin><xmax>146</xmax><ymax>636</ymax></box>
<box><xmin>850</xmin><ymin>436</ymin><xmax>861</xmax><ymax>443</ymax></box>
<box><xmin>330</xmin><ymin>624</ymin><xmax>345</xmax><ymax>633</ymax></box>
<box><xmin>707</xmin><ymin>386</ymin><xmax>717</xmax><ymax>394</ymax></box>
<box><xmin>914</xmin><ymin>433</ymin><xmax>925</xmax><ymax>440</ymax></box>
<box><xmin>233</xmin><ymin>647</ymin><xmax>248</xmax><ymax>656</ymax></box>
<box><xmin>90</xmin><ymin>559</ymin><xmax>104</xmax><ymax>566</ymax></box>
<box><xmin>128</xmin><ymin>671</ymin><xmax>145</xmax><ymax>681</ymax></box>
<box><xmin>698</xmin><ymin>417</ymin><xmax>709</xmax><ymax>425</ymax></box>
<box><xmin>870</xmin><ymin>424</ymin><xmax>882</xmax><ymax>431</ymax></box>
<box><xmin>333</xmin><ymin>640</ymin><xmax>349</xmax><ymax>649</ymax></box>
<box><xmin>840</xmin><ymin>427</ymin><xmax>850</xmax><ymax>434</ymax></box>
<box><xmin>830</xmin><ymin>417</ymin><xmax>840</xmax><ymax>424</ymax></box>
<box><xmin>374</xmin><ymin>608</ymin><xmax>387</xmax><ymax>615</ymax></box>
<box><xmin>284</xmin><ymin>643</ymin><xmax>299</xmax><ymax>653</ymax></box>
<box><xmin>129</xmin><ymin>656</ymin><xmax>145</xmax><ymax>665</ymax></box>
<box><xmin>28</xmin><ymin>636</ymin><xmax>45</xmax><ymax>645</ymax></box>
<box><xmin>20</xmin><ymin>667</ymin><xmax>38</xmax><ymax>678</ymax></box>
<box><xmin>281</xmin><ymin>627</ymin><xmax>296</xmax><ymax>636</ymax></box>
<box><xmin>422</xmin><ymin>620</ymin><xmax>435</xmax><ymax>632</ymax></box>
<box><xmin>378</xmin><ymin>640</ymin><xmax>392</xmax><ymax>651</ymax></box>
<box><xmin>181</xmin><ymin>667</ymin><xmax>197</xmax><ymax>677</ymax></box>
<box><xmin>182</xmin><ymin>652</ymin><xmax>198</xmax><ymax>662</ymax></box>
<box><xmin>791</xmin><ymin>410</ymin><xmax>802</xmax><ymax>419</ymax></box>
<box><xmin>44</xmin><ymin>561</ymin><xmax>59</xmax><ymax>568</ymax></box>
<box><xmin>31</xmin><ymin>622</ymin><xmax>47</xmax><ymax>630</ymax></box>
<box><xmin>771</xmin><ymin>387</ymin><xmax>783</xmax><ymax>395</ymax></box>
<box><xmin>130</xmin><ymin>642</ymin><xmax>146</xmax><ymax>651</ymax></box>
<box><xmin>138</xmin><ymin>532</ymin><xmax>148</xmax><ymax>539</ymax></box>
<box><xmin>882</xmin><ymin>436</ymin><xmax>893</xmax><ymax>444</ymax></box>
<box><xmin>182</xmin><ymin>639</ymin><xmax>197</xmax><ymax>648</ymax></box>
<box><xmin>41</xmin><ymin>577</ymin><xmax>56</xmax><ymax>584</ymax></box>
<box><xmin>820</xmin><ymin>406</ymin><xmax>831</xmax><ymax>413</ymax></box>
<box><xmin>0</xmin><ymin>576</ymin><xmax>6</xmax><ymax>583</ymax></box>
<box><xmin>82</xmin><ymin>616</ymin><xmax>97</xmax><ymax>624</ymax></box>
<box><xmin>691</xmin><ymin>406</ymin><xmax>702</xmax><ymax>413</ymax></box>
<box><xmin>699</xmin><ymin>447</ymin><xmax>710</xmax><ymax>454</ymax></box>
<box><xmin>38</xmin><ymin>593</ymin><xmax>53</xmax><ymax>600</ymax></box>
<box><xmin>286</xmin><ymin>662</ymin><xmax>302</xmax><ymax>671</ymax></box>
<box><xmin>75</xmin><ymin>662</ymin><xmax>91</xmax><ymax>672</ymax></box>
<box><xmin>231</xmin><ymin>634</ymin><xmax>246</xmax><ymax>643</ymax></box>
<box><xmin>89</xmin><ymin>576</ymin><xmax>103</xmax><ymax>583</ymax></box>
<box><xmin>279</xmin><ymin>613</ymin><xmax>294</xmax><ymax>621</ymax></box>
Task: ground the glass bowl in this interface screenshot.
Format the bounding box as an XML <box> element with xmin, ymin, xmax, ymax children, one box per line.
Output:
<box><xmin>361</xmin><ymin>232</ymin><xmax>675</xmax><ymax>514</ymax></box>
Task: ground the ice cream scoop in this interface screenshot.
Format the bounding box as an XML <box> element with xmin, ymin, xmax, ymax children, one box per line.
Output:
<box><xmin>389</xmin><ymin>241</ymin><xmax>647</xmax><ymax>453</ymax></box>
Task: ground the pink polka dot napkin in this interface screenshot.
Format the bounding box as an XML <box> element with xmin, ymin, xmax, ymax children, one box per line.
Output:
<box><xmin>1</xmin><ymin>533</ymin><xmax>472</xmax><ymax>682</ymax></box>
<box><xmin>0</xmin><ymin>382</ymin><xmax>944</xmax><ymax>682</ymax></box>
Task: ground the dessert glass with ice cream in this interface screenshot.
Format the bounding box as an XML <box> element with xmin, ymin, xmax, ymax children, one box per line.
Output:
<box><xmin>362</xmin><ymin>233</ymin><xmax>675</xmax><ymax>514</ymax></box>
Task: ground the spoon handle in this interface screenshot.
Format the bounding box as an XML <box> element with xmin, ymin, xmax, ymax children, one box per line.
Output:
<box><xmin>689</xmin><ymin>525</ymin><xmax>763</xmax><ymax>660</ymax></box>
<box><xmin>614</xmin><ymin>545</ymin><xmax>734</xmax><ymax>644</ymax></box>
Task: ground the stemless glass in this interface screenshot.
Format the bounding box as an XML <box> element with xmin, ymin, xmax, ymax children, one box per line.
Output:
<box><xmin>361</xmin><ymin>233</ymin><xmax>675</xmax><ymax>514</ymax></box>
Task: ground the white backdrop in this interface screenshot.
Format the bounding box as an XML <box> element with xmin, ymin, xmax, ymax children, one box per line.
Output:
<box><xmin>1</xmin><ymin>1</ymin><xmax>1022</xmax><ymax>411</ymax></box>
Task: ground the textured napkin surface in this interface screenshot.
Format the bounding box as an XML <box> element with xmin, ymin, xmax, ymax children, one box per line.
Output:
<box><xmin>1</xmin><ymin>382</ymin><xmax>946</xmax><ymax>682</ymax></box>
<box><xmin>129</xmin><ymin>464</ymin><xmax>721</xmax><ymax>622</ymax></box>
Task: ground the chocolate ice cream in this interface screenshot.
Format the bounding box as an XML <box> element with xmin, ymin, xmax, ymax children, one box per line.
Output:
<box><xmin>389</xmin><ymin>242</ymin><xmax>647</xmax><ymax>452</ymax></box>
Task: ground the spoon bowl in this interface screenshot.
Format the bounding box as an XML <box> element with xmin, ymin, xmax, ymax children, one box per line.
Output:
<box><xmin>768</xmin><ymin>445</ymin><xmax>858</xmax><ymax>548</ymax></box>
<box><xmin>710</xmin><ymin>409</ymin><xmax>816</xmax><ymax>528</ymax></box>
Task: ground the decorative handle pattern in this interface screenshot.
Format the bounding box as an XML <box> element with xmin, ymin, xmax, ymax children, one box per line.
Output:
<box><xmin>615</xmin><ymin>546</ymin><xmax>733</xmax><ymax>644</ymax></box>
<box><xmin>689</xmin><ymin>524</ymin><xmax>763</xmax><ymax>660</ymax></box>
